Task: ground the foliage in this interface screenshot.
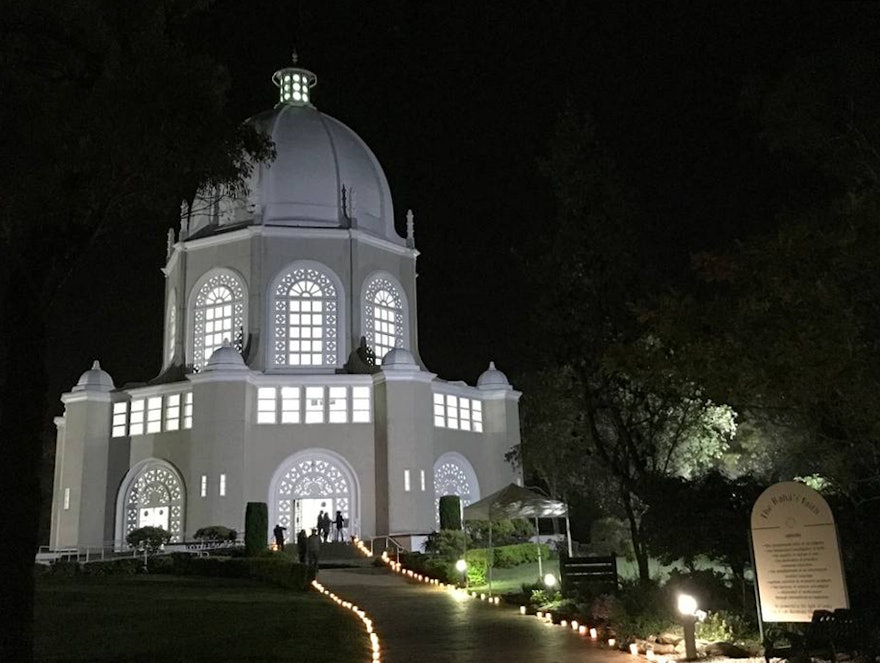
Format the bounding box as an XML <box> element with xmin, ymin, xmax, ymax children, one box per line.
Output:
<box><xmin>423</xmin><ymin>530</ymin><xmax>466</xmax><ymax>561</ymax></box>
<box><xmin>696</xmin><ymin>610</ymin><xmax>755</xmax><ymax>643</ymax></box>
<box><xmin>641</xmin><ymin>471</ymin><xmax>765</xmax><ymax>581</ymax></box>
<box><xmin>530</xmin><ymin>587</ymin><xmax>563</xmax><ymax>609</ymax></box>
<box><xmin>194</xmin><ymin>525</ymin><xmax>237</xmax><ymax>542</ymax></box>
<box><xmin>126</xmin><ymin>526</ymin><xmax>171</xmax><ymax>552</ymax></box>
<box><xmin>244</xmin><ymin>503</ymin><xmax>269</xmax><ymax>557</ymax></box>
<box><xmin>466</xmin><ymin>518</ymin><xmax>535</xmax><ymax>546</ymax></box>
<box><xmin>438</xmin><ymin>495</ymin><xmax>462</xmax><ymax>530</ymax></box>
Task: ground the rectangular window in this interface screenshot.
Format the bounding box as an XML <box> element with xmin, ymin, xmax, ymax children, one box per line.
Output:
<box><xmin>219</xmin><ymin>473</ymin><xmax>226</xmax><ymax>497</ymax></box>
<box><xmin>472</xmin><ymin>400</ymin><xmax>483</xmax><ymax>432</ymax></box>
<box><xmin>420</xmin><ymin>469</ymin><xmax>426</xmax><ymax>492</ymax></box>
<box><xmin>305</xmin><ymin>386</ymin><xmax>324</xmax><ymax>424</ymax></box>
<box><xmin>352</xmin><ymin>386</ymin><xmax>371</xmax><ymax>423</ymax></box>
<box><xmin>200</xmin><ymin>475</ymin><xmax>207</xmax><ymax>498</ymax></box>
<box><xmin>112</xmin><ymin>402</ymin><xmax>128</xmax><ymax>437</ymax></box>
<box><xmin>404</xmin><ymin>469</ymin><xmax>411</xmax><ymax>492</ymax></box>
<box><xmin>280</xmin><ymin>386</ymin><xmax>301</xmax><ymax>423</ymax></box>
<box><xmin>433</xmin><ymin>393</ymin><xmax>446</xmax><ymax>427</ymax></box>
<box><xmin>146</xmin><ymin>396</ymin><xmax>163</xmax><ymax>434</ymax></box>
<box><xmin>257</xmin><ymin>387</ymin><xmax>277</xmax><ymax>424</ymax></box>
<box><xmin>183</xmin><ymin>392</ymin><xmax>193</xmax><ymax>429</ymax></box>
<box><xmin>129</xmin><ymin>399</ymin><xmax>145</xmax><ymax>436</ymax></box>
<box><xmin>63</xmin><ymin>487</ymin><xmax>70</xmax><ymax>510</ymax></box>
<box><xmin>459</xmin><ymin>397</ymin><xmax>472</xmax><ymax>431</ymax></box>
<box><xmin>165</xmin><ymin>394</ymin><xmax>181</xmax><ymax>431</ymax></box>
<box><xmin>445</xmin><ymin>394</ymin><xmax>459</xmax><ymax>430</ymax></box>
<box><xmin>328</xmin><ymin>386</ymin><xmax>348</xmax><ymax>423</ymax></box>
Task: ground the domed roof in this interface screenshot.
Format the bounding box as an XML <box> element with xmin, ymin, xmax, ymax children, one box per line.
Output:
<box><xmin>204</xmin><ymin>341</ymin><xmax>247</xmax><ymax>371</ymax></box>
<box><xmin>381</xmin><ymin>347</ymin><xmax>418</xmax><ymax>370</ymax></box>
<box><xmin>186</xmin><ymin>59</ymin><xmax>399</xmax><ymax>245</ymax></box>
<box><xmin>477</xmin><ymin>361</ymin><xmax>511</xmax><ymax>390</ymax></box>
<box><xmin>72</xmin><ymin>360</ymin><xmax>115</xmax><ymax>392</ymax></box>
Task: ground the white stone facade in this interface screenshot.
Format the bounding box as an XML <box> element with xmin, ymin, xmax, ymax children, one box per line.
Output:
<box><xmin>49</xmin><ymin>62</ymin><xmax>521</xmax><ymax>550</ymax></box>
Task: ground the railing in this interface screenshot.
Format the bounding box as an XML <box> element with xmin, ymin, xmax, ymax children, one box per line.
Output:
<box><xmin>36</xmin><ymin>542</ymin><xmax>136</xmax><ymax>564</ymax></box>
<box><xmin>369</xmin><ymin>535</ymin><xmax>405</xmax><ymax>563</ymax></box>
<box><xmin>36</xmin><ymin>538</ymin><xmax>243</xmax><ymax>564</ymax></box>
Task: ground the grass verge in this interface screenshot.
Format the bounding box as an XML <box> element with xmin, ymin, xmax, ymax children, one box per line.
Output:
<box><xmin>35</xmin><ymin>574</ymin><xmax>366</xmax><ymax>662</ymax></box>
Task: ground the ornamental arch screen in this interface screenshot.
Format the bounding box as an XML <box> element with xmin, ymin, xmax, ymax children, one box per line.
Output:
<box><xmin>433</xmin><ymin>452</ymin><xmax>480</xmax><ymax>525</ymax></box>
<box><xmin>191</xmin><ymin>271</ymin><xmax>245</xmax><ymax>371</ymax></box>
<box><xmin>271</xmin><ymin>451</ymin><xmax>358</xmax><ymax>537</ymax></box>
<box><xmin>364</xmin><ymin>276</ymin><xmax>406</xmax><ymax>364</ymax></box>
<box><xmin>273</xmin><ymin>266</ymin><xmax>338</xmax><ymax>367</ymax></box>
<box><xmin>119</xmin><ymin>461</ymin><xmax>185</xmax><ymax>543</ymax></box>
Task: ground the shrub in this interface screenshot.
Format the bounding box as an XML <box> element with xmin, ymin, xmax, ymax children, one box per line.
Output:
<box><xmin>245</xmin><ymin>502</ymin><xmax>269</xmax><ymax>557</ymax></box>
<box><xmin>439</xmin><ymin>495</ymin><xmax>462</xmax><ymax>530</ymax></box>
<box><xmin>126</xmin><ymin>526</ymin><xmax>171</xmax><ymax>552</ymax></box>
<box><xmin>194</xmin><ymin>525</ymin><xmax>237</xmax><ymax>542</ymax></box>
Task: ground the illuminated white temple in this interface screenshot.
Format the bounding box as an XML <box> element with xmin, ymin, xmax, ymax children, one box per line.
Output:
<box><xmin>48</xmin><ymin>58</ymin><xmax>522</xmax><ymax>550</ymax></box>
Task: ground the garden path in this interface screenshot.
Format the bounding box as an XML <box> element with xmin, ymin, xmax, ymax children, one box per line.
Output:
<box><xmin>319</xmin><ymin>566</ymin><xmax>632</xmax><ymax>663</ymax></box>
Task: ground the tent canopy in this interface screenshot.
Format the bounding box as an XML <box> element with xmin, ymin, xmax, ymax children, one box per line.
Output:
<box><xmin>462</xmin><ymin>483</ymin><xmax>567</xmax><ymax>521</ymax></box>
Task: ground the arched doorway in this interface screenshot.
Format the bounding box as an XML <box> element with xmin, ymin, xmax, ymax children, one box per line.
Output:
<box><xmin>269</xmin><ymin>450</ymin><xmax>359</xmax><ymax>543</ymax></box>
<box><xmin>433</xmin><ymin>452</ymin><xmax>480</xmax><ymax>525</ymax></box>
<box><xmin>116</xmin><ymin>459</ymin><xmax>185</xmax><ymax>543</ymax></box>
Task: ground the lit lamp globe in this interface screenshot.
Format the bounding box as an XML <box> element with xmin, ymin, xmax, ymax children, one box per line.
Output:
<box><xmin>677</xmin><ymin>593</ymin><xmax>698</xmax><ymax>616</ymax></box>
<box><xmin>543</xmin><ymin>573</ymin><xmax>557</xmax><ymax>588</ymax></box>
<box><xmin>455</xmin><ymin>559</ymin><xmax>467</xmax><ymax>573</ymax></box>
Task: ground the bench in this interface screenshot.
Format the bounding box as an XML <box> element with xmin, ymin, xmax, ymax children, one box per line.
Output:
<box><xmin>560</xmin><ymin>555</ymin><xmax>618</xmax><ymax>595</ymax></box>
<box><xmin>763</xmin><ymin>609</ymin><xmax>875</xmax><ymax>663</ymax></box>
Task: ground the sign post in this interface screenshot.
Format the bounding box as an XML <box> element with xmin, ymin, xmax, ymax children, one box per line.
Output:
<box><xmin>750</xmin><ymin>481</ymin><xmax>848</xmax><ymax>624</ymax></box>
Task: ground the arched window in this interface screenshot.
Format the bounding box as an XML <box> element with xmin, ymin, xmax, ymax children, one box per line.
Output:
<box><xmin>192</xmin><ymin>271</ymin><xmax>245</xmax><ymax>371</ymax></box>
<box><xmin>433</xmin><ymin>452</ymin><xmax>480</xmax><ymax>526</ymax></box>
<box><xmin>364</xmin><ymin>277</ymin><xmax>405</xmax><ymax>364</ymax></box>
<box><xmin>273</xmin><ymin>266</ymin><xmax>338</xmax><ymax>367</ymax></box>
<box><xmin>165</xmin><ymin>290</ymin><xmax>177</xmax><ymax>366</ymax></box>
<box><xmin>117</xmin><ymin>460</ymin><xmax>185</xmax><ymax>543</ymax></box>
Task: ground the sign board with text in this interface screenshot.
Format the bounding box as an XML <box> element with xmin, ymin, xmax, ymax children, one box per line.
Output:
<box><xmin>751</xmin><ymin>481</ymin><xmax>848</xmax><ymax>622</ymax></box>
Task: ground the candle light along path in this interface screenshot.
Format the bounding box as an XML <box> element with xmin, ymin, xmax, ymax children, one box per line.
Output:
<box><xmin>313</xmin><ymin>538</ymin><xmax>638</xmax><ymax>659</ymax></box>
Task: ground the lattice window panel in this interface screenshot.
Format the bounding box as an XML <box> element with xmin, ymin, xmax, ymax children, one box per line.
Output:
<box><xmin>364</xmin><ymin>278</ymin><xmax>404</xmax><ymax>364</ymax></box>
<box><xmin>273</xmin><ymin>268</ymin><xmax>337</xmax><ymax>366</ymax></box>
<box><xmin>275</xmin><ymin>458</ymin><xmax>350</xmax><ymax>530</ymax></box>
<box><xmin>124</xmin><ymin>466</ymin><xmax>184</xmax><ymax>542</ymax></box>
<box><xmin>193</xmin><ymin>273</ymin><xmax>244</xmax><ymax>371</ymax></box>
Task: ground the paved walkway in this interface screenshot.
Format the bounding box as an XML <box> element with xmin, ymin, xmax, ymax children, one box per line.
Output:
<box><xmin>319</xmin><ymin>566</ymin><xmax>631</xmax><ymax>663</ymax></box>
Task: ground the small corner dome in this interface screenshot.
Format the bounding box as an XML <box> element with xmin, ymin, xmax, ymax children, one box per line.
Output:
<box><xmin>381</xmin><ymin>348</ymin><xmax>417</xmax><ymax>370</ymax></box>
<box><xmin>477</xmin><ymin>361</ymin><xmax>511</xmax><ymax>390</ymax></box>
<box><xmin>205</xmin><ymin>341</ymin><xmax>247</xmax><ymax>371</ymax></box>
<box><xmin>73</xmin><ymin>360</ymin><xmax>115</xmax><ymax>392</ymax></box>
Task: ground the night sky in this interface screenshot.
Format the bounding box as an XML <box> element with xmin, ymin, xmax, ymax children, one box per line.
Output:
<box><xmin>47</xmin><ymin>2</ymin><xmax>880</xmax><ymax>413</ymax></box>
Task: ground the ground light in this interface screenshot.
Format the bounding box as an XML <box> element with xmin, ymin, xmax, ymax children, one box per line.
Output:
<box><xmin>677</xmin><ymin>593</ymin><xmax>698</xmax><ymax>661</ymax></box>
<box><xmin>312</xmin><ymin>580</ymin><xmax>381</xmax><ymax>662</ymax></box>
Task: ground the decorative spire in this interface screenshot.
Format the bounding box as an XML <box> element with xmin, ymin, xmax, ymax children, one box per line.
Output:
<box><xmin>406</xmin><ymin>209</ymin><xmax>415</xmax><ymax>248</ymax></box>
<box><xmin>272</xmin><ymin>52</ymin><xmax>317</xmax><ymax>106</ymax></box>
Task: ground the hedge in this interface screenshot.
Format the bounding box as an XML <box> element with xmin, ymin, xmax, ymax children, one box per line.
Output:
<box><xmin>245</xmin><ymin>502</ymin><xmax>269</xmax><ymax>557</ymax></box>
<box><xmin>41</xmin><ymin>553</ymin><xmax>309</xmax><ymax>590</ymax></box>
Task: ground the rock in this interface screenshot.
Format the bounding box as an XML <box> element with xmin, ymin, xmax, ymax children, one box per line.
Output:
<box><xmin>656</xmin><ymin>633</ymin><xmax>682</xmax><ymax>646</ymax></box>
<box><xmin>703</xmin><ymin>642</ymin><xmax>752</xmax><ymax>658</ymax></box>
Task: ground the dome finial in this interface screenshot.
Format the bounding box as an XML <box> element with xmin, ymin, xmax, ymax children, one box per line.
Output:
<box><xmin>272</xmin><ymin>55</ymin><xmax>317</xmax><ymax>107</ymax></box>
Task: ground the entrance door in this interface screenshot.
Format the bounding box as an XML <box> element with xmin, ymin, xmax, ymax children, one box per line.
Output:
<box><xmin>138</xmin><ymin>507</ymin><xmax>169</xmax><ymax>530</ymax></box>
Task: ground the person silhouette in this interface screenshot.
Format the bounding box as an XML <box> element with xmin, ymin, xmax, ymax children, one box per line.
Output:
<box><xmin>273</xmin><ymin>523</ymin><xmax>286</xmax><ymax>551</ymax></box>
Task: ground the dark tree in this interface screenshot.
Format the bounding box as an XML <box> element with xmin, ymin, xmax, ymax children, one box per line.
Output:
<box><xmin>0</xmin><ymin>2</ymin><xmax>271</xmax><ymax>659</ymax></box>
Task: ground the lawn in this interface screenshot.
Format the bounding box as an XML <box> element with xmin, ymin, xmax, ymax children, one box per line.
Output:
<box><xmin>35</xmin><ymin>574</ymin><xmax>366</xmax><ymax>662</ymax></box>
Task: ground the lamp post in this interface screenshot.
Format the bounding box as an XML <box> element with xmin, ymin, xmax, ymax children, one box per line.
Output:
<box><xmin>677</xmin><ymin>594</ymin><xmax>698</xmax><ymax>661</ymax></box>
<box><xmin>456</xmin><ymin>559</ymin><xmax>468</xmax><ymax>588</ymax></box>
